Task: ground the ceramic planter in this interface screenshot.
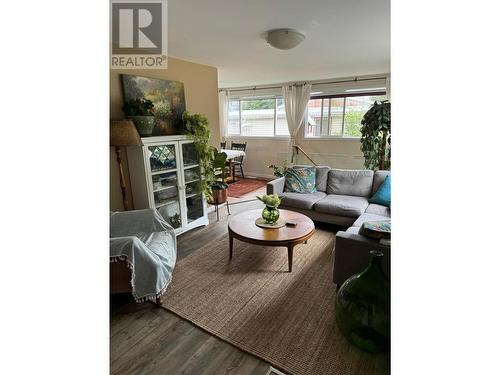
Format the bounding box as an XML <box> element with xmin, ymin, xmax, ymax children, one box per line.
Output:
<box><xmin>129</xmin><ymin>116</ymin><xmax>155</xmax><ymax>137</ymax></box>
<box><xmin>210</xmin><ymin>188</ymin><xmax>228</xmax><ymax>204</ymax></box>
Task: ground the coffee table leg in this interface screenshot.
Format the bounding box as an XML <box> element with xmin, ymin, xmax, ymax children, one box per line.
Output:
<box><xmin>229</xmin><ymin>234</ymin><xmax>233</xmax><ymax>259</ymax></box>
<box><xmin>287</xmin><ymin>244</ymin><xmax>294</xmax><ymax>272</ymax></box>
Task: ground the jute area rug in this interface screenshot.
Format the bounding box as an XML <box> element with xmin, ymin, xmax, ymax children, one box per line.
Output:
<box><xmin>161</xmin><ymin>229</ymin><xmax>388</xmax><ymax>375</ymax></box>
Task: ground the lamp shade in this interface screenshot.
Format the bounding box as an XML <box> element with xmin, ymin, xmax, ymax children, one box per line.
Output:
<box><xmin>110</xmin><ymin>120</ymin><xmax>143</xmax><ymax>146</ymax></box>
<box><xmin>266</xmin><ymin>29</ymin><xmax>305</xmax><ymax>50</ymax></box>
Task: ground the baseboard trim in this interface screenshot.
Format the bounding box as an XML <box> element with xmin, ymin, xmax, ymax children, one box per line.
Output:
<box><xmin>245</xmin><ymin>172</ymin><xmax>276</xmax><ymax>180</ymax></box>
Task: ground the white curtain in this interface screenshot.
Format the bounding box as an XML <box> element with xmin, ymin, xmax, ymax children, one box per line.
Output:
<box><xmin>386</xmin><ymin>76</ymin><xmax>391</xmax><ymax>100</ymax></box>
<box><xmin>218</xmin><ymin>90</ymin><xmax>229</xmax><ymax>141</ymax></box>
<box><xmin>282</xmin><ymin>83</ymin><xmax>312</xmax><ymax>159</ymax></box>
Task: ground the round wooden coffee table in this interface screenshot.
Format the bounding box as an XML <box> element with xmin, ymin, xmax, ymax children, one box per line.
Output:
<box><xmin>228</xmin><ymin>209</ymin><xmax>315</xmax><ymax>272</ymax></box>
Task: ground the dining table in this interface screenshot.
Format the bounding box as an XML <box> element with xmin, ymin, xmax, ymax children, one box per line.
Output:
<box><xmin>221</xmin><ymin>149</ymin><xmax>246</xmax><ymax>182</ymax></box>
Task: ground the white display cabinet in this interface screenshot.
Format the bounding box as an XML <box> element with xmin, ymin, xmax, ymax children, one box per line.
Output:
<box><xmin>127</xmin><ymin>135</ymin><xmax>208</xmax><ymax>235</ymax></box>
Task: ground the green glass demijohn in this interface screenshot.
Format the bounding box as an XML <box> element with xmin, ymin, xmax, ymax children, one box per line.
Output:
<box><xmin>335</xmin><ymin>250</ymin><xmax>389</xmax><ymax>353</ymax></box>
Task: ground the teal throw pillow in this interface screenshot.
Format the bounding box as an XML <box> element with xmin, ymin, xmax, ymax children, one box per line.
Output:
<box><xmin>369</xmin><ymin>175</ymin><xmax>391</xmax><ymax>207</ymax></box>
<box><xmin>285</xmin><ymin>167</ymin><xmax>317</xmax><ymax>193</ymax></box>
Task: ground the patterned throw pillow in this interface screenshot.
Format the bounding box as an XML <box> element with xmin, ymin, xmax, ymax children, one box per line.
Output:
<box><xmin>285</xmin><ymin>167</ymin><xmax>317</xmax><ymax>193</ymax></box>
<box><xmin>360</xmin><ymin>220</ymin><xmax>391</xmax><ymax>240</ymax></box>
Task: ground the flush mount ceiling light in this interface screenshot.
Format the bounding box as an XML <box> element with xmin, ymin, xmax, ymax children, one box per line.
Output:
<box><xmin>265</xmin><ymin>29</ymin><xmax>305</xmax><ymax>50</ymax></box>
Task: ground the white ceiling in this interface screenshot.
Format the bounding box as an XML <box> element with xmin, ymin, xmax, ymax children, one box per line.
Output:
<box><xmin>168</xmin><ymin>0</ymin><xmax>390</xmax><ymax>88</ymax></box>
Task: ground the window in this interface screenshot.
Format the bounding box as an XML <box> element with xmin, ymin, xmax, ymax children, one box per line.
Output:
<box><xmin>227</xmin><ymin>98</ymin><xmax>290</xmax><ymax>137</ymax></box>
<box><xmin>305</xmin><ymin>94</ymin><xmax>386</xmax><ymax>138</ymax></box>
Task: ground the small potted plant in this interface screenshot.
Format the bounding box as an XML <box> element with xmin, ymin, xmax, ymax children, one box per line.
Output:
<box><xmin>257</xmin><ymin>194</ymin><xmax>281</xmax><ymax>224</ymax></box>
<box><xmin>122</xmin><ymin>97</ymin><xmax>156</xmax><ymax>137</ymax></box>
<box><xmin>268</xmin><ymin>160</ymin><xmax>289</xmax><ymax>177</ymax></box>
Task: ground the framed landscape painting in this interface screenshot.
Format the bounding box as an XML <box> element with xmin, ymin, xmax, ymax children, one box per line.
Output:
<box><xmin>121</xmin><ymin>74</ymin><xmax>186</xmax><ymax>135</ymax></box>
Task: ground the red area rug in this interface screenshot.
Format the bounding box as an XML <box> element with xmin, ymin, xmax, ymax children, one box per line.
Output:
<box><xmin>227</xmin><ymin>178</ymin><xmax>269</xmax><ymax>198</ymax></box>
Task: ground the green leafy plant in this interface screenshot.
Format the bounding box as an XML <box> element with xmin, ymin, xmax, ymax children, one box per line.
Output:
<box><xmin>183</xmin><ymin>111</ymin><xmax>213</xmax><ymax>198</ymax></box>
<box><xmin>183</xmin><ymin>111</ymin><xmax>230</xmax><ymax>200</ymax></box>
<box><xmin>256</xmin><ymin>194</ymin><xmax>281</xmax><ymax>208</ymax></box>
<box><xmin>268</xmin><ymin>160</ymin><xmax>289</xmax><ymax>177</ymax></box>
<box><xmin>210</xmin><ymin>149</ymin><xmax>229</xmax><ymax>191</ymax></box>
<box><xmin>122</xmin><ymin>97</ymin><xmax>155</xmax><ymax>116</ymax></box>
<box><xmin>360</xmin><ymin>100</ymin><xmax>391</xmax><ymax>170</ymax></box>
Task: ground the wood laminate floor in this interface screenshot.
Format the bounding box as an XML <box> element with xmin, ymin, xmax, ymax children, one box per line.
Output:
<box><xmin>111</xmin><ymin>187</ymin><xmax>340</xmax><ymax>375</ymax></box>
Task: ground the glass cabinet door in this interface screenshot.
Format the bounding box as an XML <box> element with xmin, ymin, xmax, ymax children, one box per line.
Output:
<box><xmin>182</xmin><ymin>142</ymin><xmax>204</xmax><ymax>223</ymax></box>
<box><xmin>148</xmin><ymin>145</ymin><xmax>182</xmax><ymax>229</ymax></box>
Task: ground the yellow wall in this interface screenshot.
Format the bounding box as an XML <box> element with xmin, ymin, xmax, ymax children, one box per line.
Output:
<box><xmin>110</xmin><ymin>57</ymin><xmax>220</xmax><ymax>211</ymax></box>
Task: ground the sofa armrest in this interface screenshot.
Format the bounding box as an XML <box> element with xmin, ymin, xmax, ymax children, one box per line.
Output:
<box><xmin>333</xmin><ymin>231</ymin><xmax>390</xmax><ymax>286</ymax></box>
<box><xmin>267</xmin><ymin>177</ymin><xmax>285</xmax><ymax>195</ymax></box>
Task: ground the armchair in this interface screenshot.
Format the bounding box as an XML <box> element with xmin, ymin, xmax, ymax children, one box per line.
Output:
<box><xmin>110</xmin><ymin>209</ymin><xmax>177</xmax><ymax>303</ymax></box>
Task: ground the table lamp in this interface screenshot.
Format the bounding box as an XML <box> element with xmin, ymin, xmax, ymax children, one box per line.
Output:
<box><xmin>110</xmin><ymin>120</ymin><xmax>143</xmax><ymax>210</ymax></box>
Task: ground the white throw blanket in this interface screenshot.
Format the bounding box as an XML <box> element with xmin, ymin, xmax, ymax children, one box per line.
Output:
<box><xmin>110</xmin><ymin>209</ymin><xmax>177</xmax><ymax>303</ymax></box>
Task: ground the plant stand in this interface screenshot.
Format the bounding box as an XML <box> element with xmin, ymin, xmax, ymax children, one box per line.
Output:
<box><xmin>209</xmin><ymin>200</ymin><xmax>230</xmax><ymax>221</ymax></box>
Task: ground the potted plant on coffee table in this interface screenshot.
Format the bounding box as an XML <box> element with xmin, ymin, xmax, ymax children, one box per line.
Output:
<box><xmin>256</xmin><ymin>194</ymin><xmax>282</xmax><ymax>224</ymax></box>
<box><xmin>122</xmin><ymin>97</ymin><xmax>156</xmax><ymax>137</ymax></box>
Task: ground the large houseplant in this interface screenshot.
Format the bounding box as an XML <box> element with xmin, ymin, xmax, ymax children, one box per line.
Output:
<box><xmin>208</xmin><ymin>149</ymin><xmax>229</xmax><ymax>204</ymax></box>
<box><xmin>360</xmin><ymin>100</ymin><xmax>391</xmax><ymax>170</ymax></box>
<box><xmin>183</xmin><ymin>111</ymin><xmax>229</xmax><ymax>203</ymax></box>
<box><xmin>122</xmin><ymin>97</ymin><xmax>156</xmax><ymax>137</ymax></box>
<box><xmin>183</xmin><ymin>111</ymin><xmax>213</xmax><ymax>197</ymax></box>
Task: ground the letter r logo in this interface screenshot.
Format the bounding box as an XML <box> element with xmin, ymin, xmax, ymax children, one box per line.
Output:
<box><xmin>112</xmin><ymin>2</ymin><xmax>162</xmax><ymax>54</ymax></box>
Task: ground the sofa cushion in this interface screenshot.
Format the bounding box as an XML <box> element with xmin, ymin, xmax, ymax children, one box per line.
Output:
<box><xmin>353</xmin><ymin>213</ymin><xmax>390</xmax><ymax>227</ymax></box>
<box><xmin>315</xmin><ymin>166</ymin><xmax>330</xmax><ymax>192</ymax></box>
<box><xmin>326</xmin><ymin>169</ymin><xmax>374</xmax><ymax>197</ymax></box>
<box><xmin>285</xmin><ymin>166</ymin><xmax>317</xmax><ymax>193</ymax></box>
<box><xmin>372</xmin><ymin>170</ymin><xmax>391</xmax><ymax>196</ymax></box>
<box><xmin>314</xmin><ymin>194</ymin><xmax>369</xmax><ymax>218</ymax></box>
<box><xmin>280</xmin><ymin>191</ymin><xmax>327</xmax><ymax>210</ymax></box>
<box><xmin>365</xmin><ymin>203</ymin><xmax>391</xmax><ymax>217</ymax></box>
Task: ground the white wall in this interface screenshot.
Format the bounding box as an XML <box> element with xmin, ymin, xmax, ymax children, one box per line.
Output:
<box><xmin>226</xmin><ymin>136</ymin><xmax>290</xmax><ymax>179</ymax></box>
<box><xmin>227</xmin><ymin>126</ymin><xmax>365</xmax><ymax>179</ymax></box>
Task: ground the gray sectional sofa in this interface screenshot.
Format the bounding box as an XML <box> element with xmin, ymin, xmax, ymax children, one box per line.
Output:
<box><xmin>267</xmin><ymin>166</ymin><xmax>390</xmax><ymax>287</ymax></box>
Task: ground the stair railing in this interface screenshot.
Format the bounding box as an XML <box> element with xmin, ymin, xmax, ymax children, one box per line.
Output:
<box><xmin>292</xmin><ymin>145</ymin><xmax>318</xmax><ymax>166</ymax></box>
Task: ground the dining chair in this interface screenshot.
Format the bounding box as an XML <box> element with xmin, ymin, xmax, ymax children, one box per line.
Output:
<box><xmin>220</xmin><ymin>141</ymin><xmax>227</xmax><ymax>150</ymax></box>
<box><xmin>230</xmin><ymin>142</ymin><xmax>247</xmax><ymax>180</ymax></box>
